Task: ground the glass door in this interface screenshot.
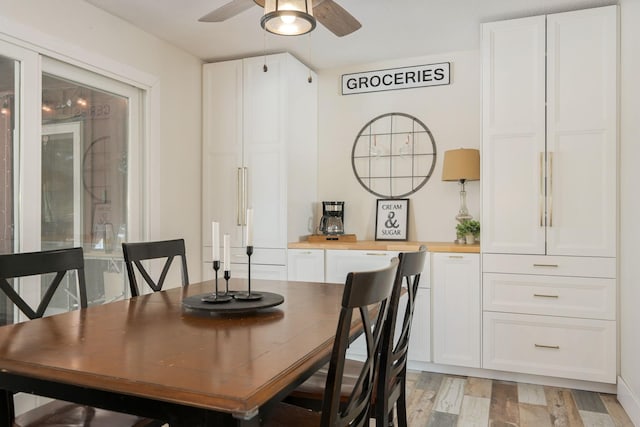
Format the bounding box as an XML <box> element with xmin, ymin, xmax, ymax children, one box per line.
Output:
<box><xmin>0</xmin><ymin>53</ymin><xmax>17</xmax><ymax>326</ymax></box>
<box><xmin>0</xmin><ymin>39</ymin><xmax>39</xmax><ymax>326</ymax></box>
<box><xmin>0</xmin><ymin>42</ymin><xmax>144</xmax><ymax>323</ymax></box>
<box><xmin>40</xmin><ymin>58</ymin><xmax>143</xmax><ymax>309</ymax></box>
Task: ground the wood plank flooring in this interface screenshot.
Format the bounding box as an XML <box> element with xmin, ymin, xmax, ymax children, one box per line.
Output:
<box><xmin>404</xmin><ymin>371</ymin><xmax>634</xmax><ymax>427</ymax></box>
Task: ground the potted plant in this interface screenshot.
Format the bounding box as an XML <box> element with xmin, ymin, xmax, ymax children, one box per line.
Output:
<box><xmin>456</xmin><ymin>219</ymin><xmax>480</xmax><ymax>244</ymax></box>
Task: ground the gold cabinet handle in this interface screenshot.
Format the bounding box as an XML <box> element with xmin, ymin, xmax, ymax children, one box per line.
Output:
<box><xmin>533</xmin><ymin>263</ymin><xmax>558</xmax><ymax>268</ymax></box>
<box><xmin>539</xmin><ymin>152</ymin><xmax>544</xmax><ymax>227</ymax></box>
<box><xmin>535</xmin><ymin>344</ymin><xmax>560</xmax><ymax>350</ymax></box>
<box><xmin>533</xmin><ymin>294</ymin><xmax>559</xmax><ymax>298</ymax></box>
<box><xmin>242</xmin><ymin>167</ymin><xmax>248</xmax><ymax>226</ymax></box>
<box><xmin>365</xmin><ymin>252</ymin><xmax>388</xmax><ymax>256</ymax></box>
<box><xmin>448</xmin><ymin>255</ymin><xmax>464</xmax><ymax>259</ymax></box>
<box><xmin>236</xmin><ymin>168</ymin><xmax>243</xmax><ymax>226</ymax></box>
<box><xmin>548</xmin><ymin>151</ymin><xmax>553</xmax><ymax>227</ymax></box>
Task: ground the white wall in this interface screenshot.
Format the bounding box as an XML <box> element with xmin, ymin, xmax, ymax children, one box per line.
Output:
<box><xmin>317</xmin><ymin>51</ymin><xmax>480</xmax><ymax>242</ymax></box>
<box><xmin>0</xmin><ymin>0</ymin><xmax>204</xmax><ymax>281</ymax></box>
<box><xmin>618</xmin><ymin>0</ymin><xmax>640</xmax><ymax>424</ymax></box>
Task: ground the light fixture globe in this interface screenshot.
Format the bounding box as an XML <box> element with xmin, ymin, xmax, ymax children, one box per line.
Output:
<box><xmin>261</xmin><ymin>0</ymin><xmax>316</xmax><ymax>36</ymax></box>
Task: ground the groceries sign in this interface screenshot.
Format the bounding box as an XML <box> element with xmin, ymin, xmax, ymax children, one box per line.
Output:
<box><xmin>341</xmin><ymin>62</ymin><xmax>450</xmax><ymax>95</ymax></box>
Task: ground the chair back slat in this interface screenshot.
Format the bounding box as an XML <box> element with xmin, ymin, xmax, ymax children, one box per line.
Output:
<box><xmin>0</xmin><ymin>247</ymin><xmax>88</xmax><ymax>320</ymax></box>
<box><xmin>321</xmin><ymin>258</ymin><xmax>398</xmax><ymax>427</ymax></box>
<box><xmin>375</xmin><ymin>246</ymin><xmax>427</xmax><ymax>425</ymax></box>
<box><xmin>122</xmin><ymin>239</ymin><xmax>189</xmax><ymax>297</ymax></box>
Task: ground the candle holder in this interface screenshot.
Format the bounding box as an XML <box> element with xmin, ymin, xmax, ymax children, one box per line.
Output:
<box><xmin>201</xmin><ymin>260</ymin><xmax>232</xmax><ymax>303</ymax></box>
<box><xmin>223</xmin><ymin>270</ymin><xmax>236</xmax><ymax>295</ymax></box>
<box><xmin>235</xmin><ymin>245</ymin><xmax>263</xmax><ymax>301</ymax></box>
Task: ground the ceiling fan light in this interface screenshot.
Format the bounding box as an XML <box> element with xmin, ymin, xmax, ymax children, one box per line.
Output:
<box><xmin>261</xmin><ymin>0</ymin><xmax>316</xmax><ymax>36</ymax></box>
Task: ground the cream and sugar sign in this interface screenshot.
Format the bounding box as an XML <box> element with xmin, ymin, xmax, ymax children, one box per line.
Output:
<box><xmin>341</xmin><ymin>62</ymin><xmax>450</xmax><ymax>95</ymax></box>
<box><xmin>376</xmin><ymin>199</ymin><xmax>409</xmax><ymax>241</ymax></box>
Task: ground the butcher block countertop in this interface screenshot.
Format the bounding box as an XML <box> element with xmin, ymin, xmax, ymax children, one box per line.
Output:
<box><xmin>288</xmin><ymin>239</ymin><xmax>480</xmax><ymax>253</ymax></box>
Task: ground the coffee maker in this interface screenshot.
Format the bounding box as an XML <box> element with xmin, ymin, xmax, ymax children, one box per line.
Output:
<box><xmin>318</xmin><ymin>201</ymin><xmax>345</xmax><ymax>235</ymax></box>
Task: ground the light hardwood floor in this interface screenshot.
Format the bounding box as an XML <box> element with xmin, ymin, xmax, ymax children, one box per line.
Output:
<box><xmin>404</xmin><ymin>370</ymin><xmax>634</xmax><ymax>427</ymax></box>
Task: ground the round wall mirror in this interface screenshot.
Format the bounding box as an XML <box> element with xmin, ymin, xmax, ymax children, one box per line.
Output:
<box><xmin>351</xmin><ymin>112</ymin><xmax>437</xmax><ymax>198</ymax></box>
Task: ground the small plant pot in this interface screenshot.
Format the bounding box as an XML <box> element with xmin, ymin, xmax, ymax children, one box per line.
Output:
<box><xmin>465</xmin><ymin>234</ymin><xmax>475</xmax><ymax>244</ymax></box>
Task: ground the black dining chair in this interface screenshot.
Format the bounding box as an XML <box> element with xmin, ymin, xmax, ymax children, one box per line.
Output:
<box><xmin>122</xmin><ymin>238</ymin><xmax>189</xmax><ymax>297</ymax></box>
<box><xmin>262</xmin><ymin>258</ymin><xmax>399</xmax><ymax>427</ymax></box>
<box><xmin>0</xmin><ymin>247</ymin><xmax>163</xmax><ymax>427</ymax></box>
<box><xmin>284</xmin><ymin>247</ymin><xmax>427</xmax><ymax>427</ymax></box>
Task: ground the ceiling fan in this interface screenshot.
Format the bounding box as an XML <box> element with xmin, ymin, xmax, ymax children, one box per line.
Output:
<box><xmin>198</xmin><ymin>0</ymin><xmax>362</xmax><ymax>37</ymax></box>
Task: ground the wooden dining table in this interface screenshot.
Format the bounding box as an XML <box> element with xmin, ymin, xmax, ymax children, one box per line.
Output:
<box><xmin>0</xmin><ymin>278</ymin><xmax>358</xmax><ymax>426</ymax></box>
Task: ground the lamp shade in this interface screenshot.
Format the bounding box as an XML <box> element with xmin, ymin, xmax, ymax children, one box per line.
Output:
<box><xmin>261</xmin><ymin>0</ymin><xmax>316</xmax><ymax>36</ymax></box>
<box><xmin>441</xmin><ymin>148</ymin><xmax>480</xmax><ymax>182</ymax></box>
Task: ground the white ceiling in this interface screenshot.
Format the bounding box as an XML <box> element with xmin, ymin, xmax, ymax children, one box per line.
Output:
<box><xmin>84</xmin><ymin>0</ymin><xmax>616</xmax><ymax>70</ymax></box>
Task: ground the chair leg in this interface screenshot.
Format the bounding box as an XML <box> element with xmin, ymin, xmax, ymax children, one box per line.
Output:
<box><xmin>1</xmin><ymin>390</ymin><xmax>14</xmax><ymax>427</ymax></box>
<box><xmin>396</xmin><ymin>378</ymin><xmax>407</xmax><ymax>427</ymax></box>
<box><xmin>395</xmin><ymin>376</ymin><xmax>408</xmax><ymax>427</ymax></box>
<box><xmin>387</xmin><ymin>409</ymin><xmax>394</xmax><ymax>427</ymax></box>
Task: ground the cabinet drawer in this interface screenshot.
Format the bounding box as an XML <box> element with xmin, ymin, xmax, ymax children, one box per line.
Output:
<box><xmin>482</xmin><ymin>254</ymin><xmax>616</xmax><ymax>278</ymax></box>
<box><xmin>483</xmin><ymin>312</ymin><xmax>616</xmax><ymax>383</ymax></box>
<box><xmin>483</xmin><ymin>273</ymin><xmax>616</xmax><ymax>320</ymax></box>
<box><xmin>325</xmin><ymin>250</ymin><xmax>397</xmax><ymax>284</ymax></box>
<box><xmin>229</xmin><ymin>247</ymin><xmax>287</xmax><ymax>265</ymax></box>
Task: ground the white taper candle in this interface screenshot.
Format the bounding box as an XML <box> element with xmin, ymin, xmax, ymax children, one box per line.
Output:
<box><xmin>223</xmin><ymin>233</ymin><xmax>231</xmax><ymax>271</ymax></box>
<box><xmin>212</xmin><ymin>221</ymin><xmax>220</xmax><ymax>261</ymax></box>
<box><xmin>246</xmin><ymin>208</ymin><xmax>254</xmax><ymax>246</ymax></box>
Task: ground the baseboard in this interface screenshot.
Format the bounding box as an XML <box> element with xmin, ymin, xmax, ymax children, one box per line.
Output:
<box><xmin>617</xmin><ymin>376</ymin><xmax>640</xmax><ymax>426</ymax></box>
<box><xmin>405</xmin><ymin>361</ymin><xmax>617</xmax><ymax>394</ymax></box>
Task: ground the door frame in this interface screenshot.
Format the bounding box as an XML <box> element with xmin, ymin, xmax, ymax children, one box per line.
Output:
<box><xmin>41</xmin><ymin>122</ymin><xmax>83</xmax><ymax>247</ymax></box>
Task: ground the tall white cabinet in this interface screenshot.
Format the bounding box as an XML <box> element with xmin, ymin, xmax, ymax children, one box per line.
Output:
<box><xmin>202</xmin><ymin>53</ymin><xmax>318</xmax><ymax>279</ymax></box>
<box><xmin>481</xmin><ymin>6</ymin><xmax>618</xmax><ymax>384</ymax></box>
<box><xmin>482</xmin><ymin>6</ymin><xmax>617</xmax><ymax>256</ymax></box>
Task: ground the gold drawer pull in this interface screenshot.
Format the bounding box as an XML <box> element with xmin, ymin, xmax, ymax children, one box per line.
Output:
<box><xmin>365</xmin><ymin>253</ymin><xmax>388</xmax><ymax>256</ymax></box>
<box><xmin>448</xmin><ymin>255</ymin><xmax>464</xmax><ymax>259</ymax></box>
<box><xmin>533</xmin><ymin>294</ymin><xmax>559</xmax><ymax>298</ymax></box>
<box><xmin>535</xmin><ymin>344</ymin><xmax>560</xmax><ymax>350</ymax></box>
<box><xmin>533</xmin><ymin>263</ymin><xmax>559</xmax><ymax>268</ymax></box>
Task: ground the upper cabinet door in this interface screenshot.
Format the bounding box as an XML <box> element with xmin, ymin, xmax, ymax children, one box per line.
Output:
<box><xmin>482</xmin><ymin>6</ymin><xmax>618</xmax><ymax>258</ymax></box>
<box><xmin>546</xmin><ymin>7</ymin><xmax>617</xmax><ymax>257</ymax></box>
<box><xmin>481</xmin><ymin>16</ymin><xmax>546</xmax><ymax>255</ymax></box>
<box><xmin>202</xmin><ymin>60</ymin><xmax>245</xmax><ymax>248</ymax></box>
<box><xmin>243</xmin><ymin>55</ymin><xmax>287</xmax><ymax>249</ymax></box>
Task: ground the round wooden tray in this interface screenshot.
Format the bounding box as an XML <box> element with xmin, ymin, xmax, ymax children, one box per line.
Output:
<box><xmin>182</xmin><ymin>291</ymin><xmax>284</xmax><ymax>314</ymax></box>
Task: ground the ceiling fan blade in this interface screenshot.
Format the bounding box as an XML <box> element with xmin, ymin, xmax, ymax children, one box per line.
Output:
<box><xmin>198</xmin><ymin>0</ymin><xmax>255</xmax><ymax>22</ymax></box>
<box><xmin>313</xmin><ymin>0</ymin><xmax>362</xmax><ymax>37</ymax></box>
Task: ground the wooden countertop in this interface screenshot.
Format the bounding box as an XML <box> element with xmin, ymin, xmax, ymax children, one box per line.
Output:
<box><xmin>288</xmin><ymin>239</ymin><xmax>480</xmax><ymax>253</ymax></box>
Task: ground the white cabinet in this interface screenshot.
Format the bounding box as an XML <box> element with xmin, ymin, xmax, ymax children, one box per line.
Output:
<box><xmin>431</xmin><ymin>253</ymin><xmax>480</xmax><ymax>368</ymax></box>
<box><xmin>287</xmin><ymin>249</ymin><xmax>325</xmax><ymax>282</ymax></box>
<box><xmin>202</xmin><ymin>53</ymin><xmax>318</xmax><ymax>279</ymax></box>
<box><xmin>407</xmin><ymin>288</ymin><xmax>431</xmax><ymax>363</ymax></box>
<box><xmin>295</xmin><ymin>247</ymin><xmax>431</xmax><ymax>364</ymax></box>
<box><xmin>350</xmin><ymin>273</ymin><xmax>431</xmax><ymax>364</ymax></box>
<box><xmin>480</xmin><ymin>6</ymin><xmax>618</xmax><ymax>385</ymax></box>
<box><xmin>482</xmin><ymin>254</ymin><xmax>617</xmax><ymax>383</ymax></box>
<box><xmin>481</xmin><ymin>6</ymin><xmax>617</xmax><ymax>257</ymax></box>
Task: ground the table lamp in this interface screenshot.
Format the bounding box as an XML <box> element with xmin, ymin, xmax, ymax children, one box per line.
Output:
<box><xmin>441</xmin><ymin>148</ymin><xmax>480</xmax><ymax>222</ymax></box>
